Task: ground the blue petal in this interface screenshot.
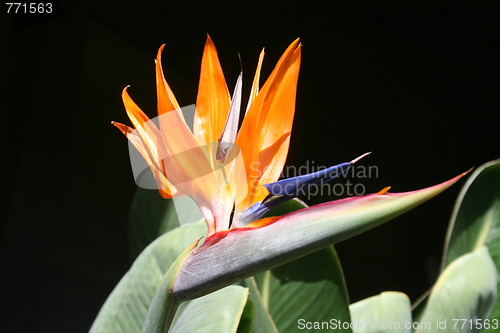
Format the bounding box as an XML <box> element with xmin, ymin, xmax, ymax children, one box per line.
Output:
<box><xmin>240</xmin><ymin>202</ymin><xmax>263</xmax><ymax>222</ymax></box>
<box><xmin>239</xmin><ymin>196</ymin><xmax>290</xmax><ymax>223</ymax></box>
<box><xmin>239</xmin><ymin>153</ymin><xmax>371</xmax><ymax>224</ymax></box>
<box><xmin>263</xmin><ymin>162</ymin><xmax>352</xmax><ymax>196</ymax></box>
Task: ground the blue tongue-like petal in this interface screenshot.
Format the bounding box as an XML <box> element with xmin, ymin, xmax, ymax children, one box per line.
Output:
<box><xmin>239</xmin><ymin>153</ymin><xmax>371</xmax><ymax>224</ymax></box>
<box><xmin>239</xmin><ymin>196</ymin><xmax>290</xmax><ymax>224</ymax></box>
<box><xmin>263</xmin><ymin>162</ymin><xmax>352</xmax><ymax>196</ymax></box>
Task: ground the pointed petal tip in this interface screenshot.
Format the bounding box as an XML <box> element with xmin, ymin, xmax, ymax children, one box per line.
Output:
<box><xmin>156</xmin><ymin>44</ymin><xmax>166</xmax><ymax>58</ymax></box>
<box><xmin>350</xmin><ymin>152</ymin><xmax>372</xmax><ymax>164</ymax></box>
<box><xmin>292</xmin><ymin>39</ymin><xmax>301</xmax><ymax>51</ymax></box>
<box><xmin>294</xmin><ymin>38</ymin><xmax>302</xmax><ymax>50</ymax></box>
<box><xmin>122</xmin><ymin>85</ymin><xmax>131</xmax><ymax>95</ymax></box>
<box><xmin>282</xmin><ymin>38</ymin><xmax>301</xmax><ymax>53</ymax></box>
<box><xmin>206</xmin><ymin>34</ymin><xmax>215</xmax><ymax>45</ymax></box>
<box><xmin>462</xmin><ymin>167</ymin><xmax>474</xmax><ymax>177</ymax></box>
<box><xmin>385</xmin><ymin>170</ymin><xmax>470</xmax><ymax>197</ymax></box>
<box><xmin>111</xmin><ymin>121</ymin><xmax>133</xmax><ymax>136</ymax></box>
<box><xmin>378</xmin><ymin>169</ymin><xmax>471</xmax><ymax>196</ymax></box>
<box><xmin>121</xmin><ymin>86</ymin><xmax>133</xmax><ymax>102</ymax></box>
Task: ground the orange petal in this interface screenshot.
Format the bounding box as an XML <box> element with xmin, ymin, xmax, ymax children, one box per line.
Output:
<box><xmin>122</xmin><ymin>87</ymin><xmax>168</xmax><ymax>172</ymax></box>
<box><xmin>122</xmin><ymin>88</ymin><xmax>218</xmax><ymax>227</ymax></box>
<box><xmin>245</xmin><ymin>48</ymin><xmax>265</xmax><ymax>114</ymax></box>
<box><xmin>193</xmin><ymin>35</ymin><xmax>231</xmax><ymax>152</ymax></box>
<box><xmin>112</xmin><ymin>121</ymin><xmax>178</xmax><ymax>198</ymax></box>
<box><xmin>154</xmin><ymin>49</ymin><xmax>215</xmax><ymax>187</ymax></box>
<box><xmin>155</xmin><ymin>102</ymin><xmax>221</xmax><ymax>233</ymax></box>
<box><xmin>235</xmin><ymin>39</ymin><xmax>302</xmax><ymax>211</ymax></box>
<box><xmin>155</xmin><ymin>44</ymin><xmax>184</xmax><ymax>120</ymax></box>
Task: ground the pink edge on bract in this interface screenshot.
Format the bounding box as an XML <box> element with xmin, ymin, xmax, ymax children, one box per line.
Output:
<box><xmin>201</xmin><ymin>227</ymin><xmax>256</xmax><ymax>248</ymax></box>
<box><xmin>262</xmin><ymin>170</ymin><xmax>471</xmax><ymax>228</ymax></box>
<box><xmin>214</xmin><ymin>170</ymin><xmax>470</xmax><ymax>237</ymax></box>
<box><xmin>172</xmin><ymin>171</ymin><xmax>469</xmax><ymax>302</ymax></box>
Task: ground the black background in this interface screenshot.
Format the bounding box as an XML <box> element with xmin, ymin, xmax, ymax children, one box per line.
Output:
<box><xmin>2</xmin><ymin>1</ymin><xmax>499</xmax><ymax>332</ymax></box>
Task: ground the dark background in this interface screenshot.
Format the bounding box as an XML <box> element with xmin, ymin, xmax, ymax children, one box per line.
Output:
<box><xmin>2</xmin><ymin>0</ymin><xmax>499</xmax><ymax>332</ymax></box>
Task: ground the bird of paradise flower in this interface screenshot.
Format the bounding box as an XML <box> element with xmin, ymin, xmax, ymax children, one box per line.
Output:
<box><xmin>112</xmin><ymin>35</ymin><xmax>467</xmax><ymax>331</ymax></box>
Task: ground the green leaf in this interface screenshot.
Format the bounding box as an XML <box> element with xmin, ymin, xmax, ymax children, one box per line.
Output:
<box><xmin>249</xmin><ymin>246</ymin><xmax>352</xmax><ymax>333</ymax></box>
<box><xmin>90</xmin><ymin>221</ymin><xmax>206</xmax><ymax>333</ymax></box>
<box><xmin>410</xmin><ymin>290</ymin><xmax>430</xmax><ymax>325</ymax></box>
<box><xmin>127</xmin><ymin>188</ymin><xmax>177</xmax><ymax>260</ymax></box>
<box><xmin>441</xmin><ymin>159</ymin><xmax>500</xmax><ymax>331</ymax></box>
<box><xmin>442</xmin><ymin>160</ymin><xmax>500</xmax><ymax>267</ymax></box>
<box><xmin>169</xmin><ymin>286</ymin><xmax>249</xmax><ymax>333</ymax></box>
<box><xmin>243</xmin><ymin>200</ymin><xmax>306</xmax><ymax>333</ymax></box>
<box><xmin>245</xmin><ymin>277</ymin><xmax>280</xmax><ymax>333</ymax></box>
<box><xmin>245</xmin><ymin>197</ymin><xmax>351</xmax><ymax>332</ymax></box>
<box><xmin>172</xmin><ymin>174</ymin><xmax>465</xmax><ymax>301</ymax></box>
<box><xmin>142</xmin><ymin>238</ymin><xmax>200</xmax><ymax>333</ymax></box>
<box><xmin>350</xmin><ymin>292</ymin><xmax>412</xmax><ymax>333</ymax></box>
<box><xmin>236</xmin><ymin>297</ymin><xmax>254</xmax><ymax>333</ymax></box>
<box><xmin>416</xmin><ymin>247</ymin><xmax>497</xmax><ymax>333</ymax></box>
<box><xmin>128</xmin><ymin>188</ymin><xmax>203</xmax><ymax>260</ymax></box>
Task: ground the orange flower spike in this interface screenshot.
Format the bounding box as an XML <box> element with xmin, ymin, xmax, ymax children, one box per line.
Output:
<box><xmin>153</xmin><ymin>95</ymin><xmax>220</xmax><ymax>234</ymax></box>
<box><xmin>119</xmin><ymin>88</ymin><xmax>180</xmax><ymax>198</ymax></box>
<box><xmin>121</xmin><ymin>47</ymin><xmax>223</xmax><ymax>234</ymax></box>
<box><xmin>246</xmin><ymin>48</ymin><xmax>265</xmax><ymax>112</ymax></box>
<box><xmin>121</xmin><ymin>87</ymin><xmax>167</xmax><ymax>173</ymax></box>
<box><xmin>194</xmin><ymin>35</ymin><xmax>231</xmax><ymax>156</ymax></box>
<box><xmin>112</xmin><ymin>121</ymin><xmax>177</xmax><ymax>198</ymax></box>
<box><xmin>115</xmin><ymin>38</ymin><xmax>302</xmax><ymax>235</ymax></box>
<box><xmin>235</xmin><ymin>39</ymin><xmax>302</xmax><ymax>211</ymax></box>
<box><xmin>155</xmin><ymin>44</ymin><xmax>184</xmax><ymax>119</ymax></box>
<box><xmin>154</xmin><ymin>46</ymin><xmax>214</xmax><ymax>192</ymax></box>
<box><xmin>154</xmin><ymin>45</ymin><xmax>216</xmax><ymax>188</ymax></box>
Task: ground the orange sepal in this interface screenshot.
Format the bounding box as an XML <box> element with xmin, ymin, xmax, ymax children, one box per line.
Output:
<box><xmin>112</xmin><ymin>121</ymin><xmax>178</xmax><ymax>198</ymax></box>
<box><xmin>155</xmin><ymin>44</ymin><xmax>183</xmax><ymax>117</ymax></box>
<box><xmin>246</xmin><ymin>48</ymin><xmax>265</xmax><ymax>111</ymax></box>
<box><xmin>235</xmin><ymin>39</ymin><xmax>302</xmax><ymax>210</ymax></box>
<box><xmin>193</xmin><ymin>35</ymin><xmax>231</xmax><ymax>150</ymax></box>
